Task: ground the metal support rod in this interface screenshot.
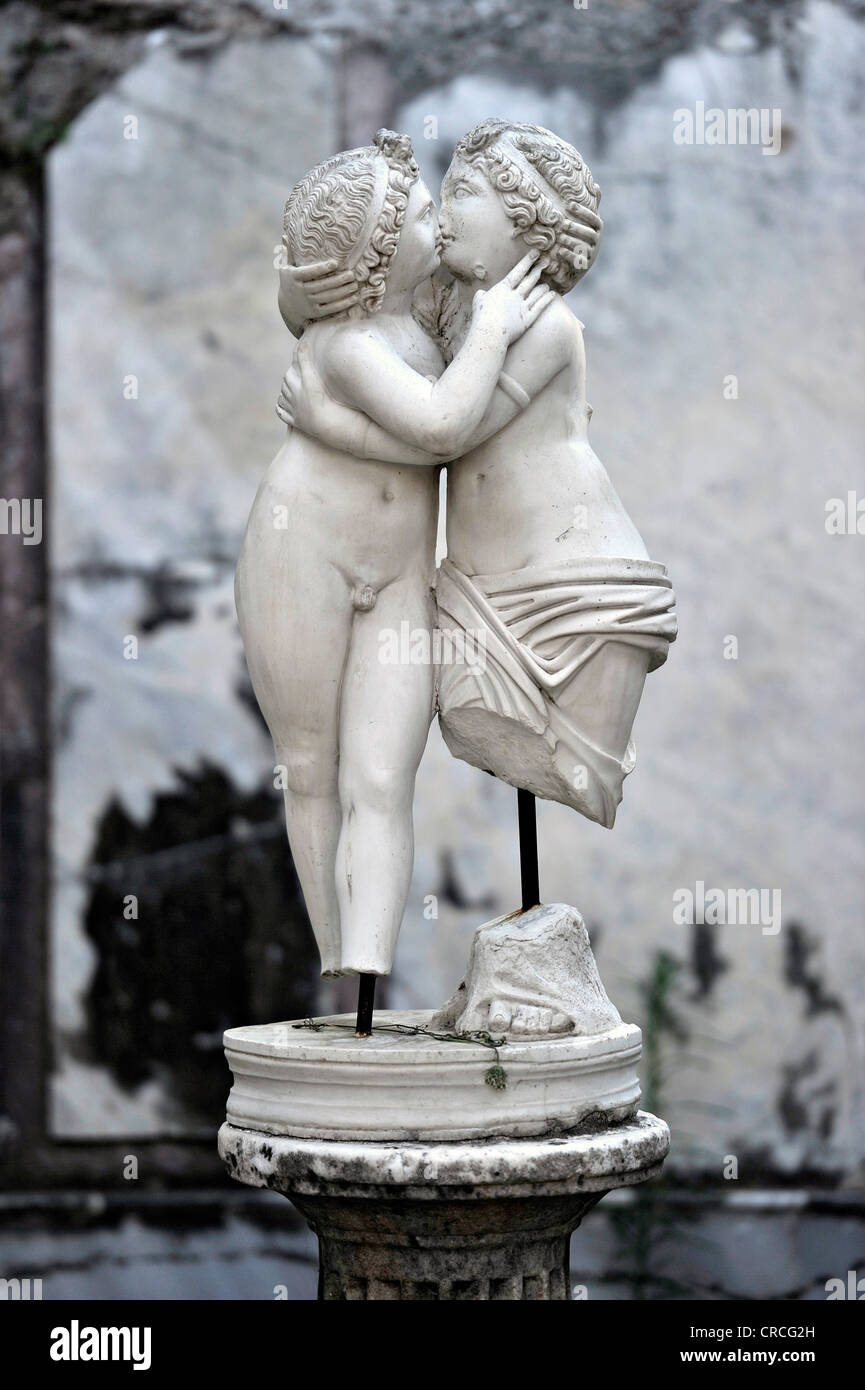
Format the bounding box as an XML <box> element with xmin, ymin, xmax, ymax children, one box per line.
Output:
<box><xmin>517</xmin><ymin>788</ymin><xmax>540</xmax><ymax>912</ymax></box>
<box><xmin>355</xmin><ymin>973</ymin><xmax>377</xmax><ymax>1037</ymax></box>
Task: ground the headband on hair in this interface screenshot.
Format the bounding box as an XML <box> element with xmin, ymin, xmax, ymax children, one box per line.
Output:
<box><xmin>345</xmin><ymin>157</ymin><xmax>390</xmax><ymax>269</ymax></box>
<box><xmin>455</xmin><ymin>120</ymin><xmax>603</xmax><ymax>284</ymax></box>
<box><xmin>499</xmin><ymin>137</ymin><xmax>603</xmax><ymax>244</ymax></box>
<box><xmin>346</xmin><ymin>129</ymin><xmax>420</xmax><ymax>270</ymax></box>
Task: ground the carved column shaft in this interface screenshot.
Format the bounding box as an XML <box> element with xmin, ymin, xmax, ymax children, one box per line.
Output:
<box><xmin>292</xmin><ymin>1191</ymin><xmax>603</xmax><ymax>1301</ymax></box>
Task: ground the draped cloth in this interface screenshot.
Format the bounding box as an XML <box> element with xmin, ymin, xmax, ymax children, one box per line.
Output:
<box><xmin>435</xmin><ymin>556</ymin><xmax>677</xmax><ymax>828</ymax></box>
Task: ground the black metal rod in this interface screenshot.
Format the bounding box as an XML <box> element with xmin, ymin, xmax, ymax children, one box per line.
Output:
<box><xmin>355</xmin><ymin>973</ymin><xmax>376</xmax><ymax>1037</ymax></box>
<box><xmin>517</xmin><ymin>788</ymin><xmax>540</xmax><ymax>911</ymax></box>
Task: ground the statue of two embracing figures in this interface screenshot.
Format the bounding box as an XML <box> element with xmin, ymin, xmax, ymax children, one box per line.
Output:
<box><xmin>234</xmin><ymin>119</ymin><xmax>677</xmax><ymax>1038</ymax></box>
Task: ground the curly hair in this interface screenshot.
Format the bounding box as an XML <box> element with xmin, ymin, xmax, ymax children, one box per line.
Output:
<box><xmin>283</xmin><ymin>129</ymin><xmax>419</xmax><ymax>318</ymax></box>
<box><xmin>453</xmin><ymin>119</ymin><xmax>603</xmax><ymax>293</ymax></box>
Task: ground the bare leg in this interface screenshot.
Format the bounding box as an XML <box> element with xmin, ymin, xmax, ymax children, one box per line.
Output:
<box><xmin>279</xmin><ymin>764</ymin><xmax>343</xmax><ymax>977</ymax></box>
<box><xmin>235</xmin><ymin>525</ymin><xmax>353</xmax><ymax>976</ymax></box>
<box><xmin>336</xmin><ymin>577</ymin><xmax>435</xmax><ymax>976</ymax></box>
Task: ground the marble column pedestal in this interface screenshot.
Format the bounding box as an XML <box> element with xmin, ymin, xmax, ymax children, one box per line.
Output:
<box><xmin>218</xmin><ymin>1112</ymin><xmax>669</xmax><ymax>1301</ymax></box>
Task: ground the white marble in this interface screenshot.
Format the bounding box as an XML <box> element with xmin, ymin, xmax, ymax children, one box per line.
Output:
<box><xmin>246</xmin><ymin>119</ymin><xmax>675</xmax><ymax>988</ymax></box>
<box><xmin>223</xmin><ymin>1008</ymin><xmax>641</xmax><ymax>1141</ymax></box>
<box><xmin>432</xmin><ymin>902</ymin><xmax>623</xmax><ymax>1037</ymax></box>
<box><xmin>238</xmin><ymin>128</ymin><xmax>555</xmax><ymax>981</ymax></box>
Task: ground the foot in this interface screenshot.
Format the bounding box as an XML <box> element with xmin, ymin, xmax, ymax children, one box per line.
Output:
<box><xmin>486</xmin><ymin>999</ymin><xmax>572</xmax><ymax>1036</ymax></box>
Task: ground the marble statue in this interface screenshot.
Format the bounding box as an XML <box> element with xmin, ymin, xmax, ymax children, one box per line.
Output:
<box><xmin>222</xmin><ymin>126</ymin><xmax>677</xmax><ymax>1281</ymax></box>
<box><xmin>270</xmin><ymin>119</ymin><xmax>677</xmax><ymax>993</ymax></box>
<box><xmin>235</xmin><ymin>129</ymin><xmax>554</xmax><ymax>984</ymax></box>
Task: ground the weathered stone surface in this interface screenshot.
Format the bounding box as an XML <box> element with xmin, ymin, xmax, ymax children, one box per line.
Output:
<box><xmin>431</xmin><ymin>903</ymin><xmax>622</xmax><ymax>1038</ymax></box>
<box><xmin>219</xmin><ymin>1111</ymin><xmax>669</xmax><ymax>1196</ymax></box>
<box><xmin>296</xmin><ymin>1192</ymin><xmax>598</xmax><ymax>1301</ymax></box>
<box><xmin>9</xmin><ymin>0</ymin><xmax>841</xmax><ymax>175</ymax></box>
<box><xmin>219</xmin><ymin>1112</ymin><xmax>669</xmax><ymax>1299</ymax></box>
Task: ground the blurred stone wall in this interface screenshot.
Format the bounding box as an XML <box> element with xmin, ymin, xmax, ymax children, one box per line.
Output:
<box><xmin>45</xmin><ymin>1</ymin><xmax>864</xmax><ymax>1182</ymax></box>
<box><xmin>49</xmin><ymin>34</ymin><xmax>339</xmax><ymax>1135</ymax></box>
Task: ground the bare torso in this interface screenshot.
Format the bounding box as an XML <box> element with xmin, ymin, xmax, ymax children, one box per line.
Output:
<box><xmin>245</xmin><ymin>316</ymin><xmax>444</xmax><ymax>592</ymax></box>
<box><xmin>445</xmin><ymin>296</ymin><xmax>649</xmax><ymax>574</ymax></box>
<box><xmin>234</xmin><ymin>312</ymin><xmax>447</xmax><ymax>979</ymax></box>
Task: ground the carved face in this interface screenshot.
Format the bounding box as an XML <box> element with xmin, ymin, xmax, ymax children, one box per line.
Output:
<box><xmin>438</xmin><ymin>155</ymin><xmax>523</xmax><ymax>284</ymax></box>
<box><xmin>383</xmin><ymin>178</ymin><xmax>441</xmax><ymax>297</ymax></box>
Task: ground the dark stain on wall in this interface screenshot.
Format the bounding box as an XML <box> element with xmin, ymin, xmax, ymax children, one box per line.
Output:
<box><xmin>81</xmin><ymin>763</ymin><xmax>317</xmax><ymax>1128</ymax></box>
<box><xmin>689</xmin><ymin>922</ymin><xmax>729</xmax><ymax>1000</ymax></box>
<box><xmin>777</xmin><ymin>1049</ymin><xmax>837</xmax><ymax>1140</ymax></box>
<box><xmin>784</xmin><ymin>922</ymin><xmax>843</xmax><ymax>1018</ymax></box>
<box><xmin>138</xmin><ymin>571</ymin><xmax>197</xmax><ymax>634</ymax></box>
